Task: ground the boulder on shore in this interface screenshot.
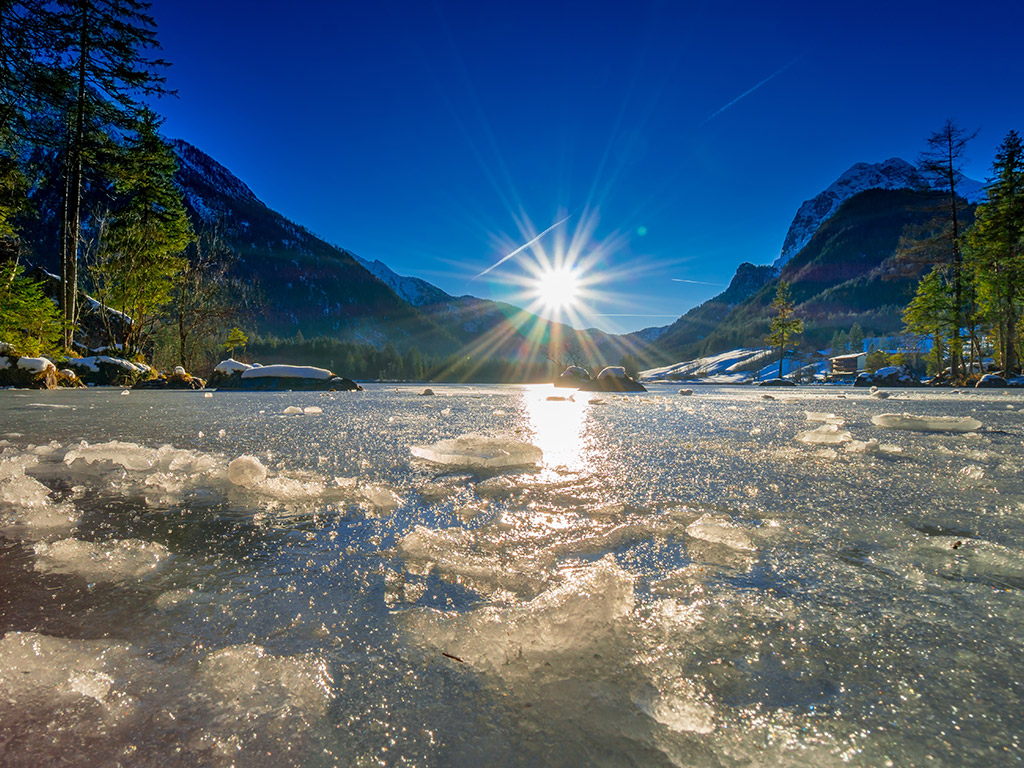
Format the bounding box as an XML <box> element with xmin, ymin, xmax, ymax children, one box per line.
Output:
<box><xmin>132</xmin><ymin>369</ymin><xmax>206</xmax><ymax>390</ymax></box>
<box><xmin>854</xmin><ymin>365</ymin><xmax>920</xmax><ymax>388</ymax></box>
<box><xmin>579</xmin><ymin>366</ymin><xmax>647</xmax><ymax>393</ymax></box>
<box><xmin>0</xmin><ymin>353</ymin><xmax>58</xmax><ymax>389</ymax></box>
<box><xmin>65</xmin><ymin>355</ymin><xmax>151</xmax><ymax>387</ymax></box>
<box><xmin>554</xmin><ymin>366</ymin><xmax>592</xmax><ymax>388</ymax></box>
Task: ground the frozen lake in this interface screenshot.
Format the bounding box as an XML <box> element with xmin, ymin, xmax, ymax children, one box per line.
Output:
<box><xmin>1</xmin><ymin>383</ymin><xmax>1023</xmax><ymax>766</ymax></box>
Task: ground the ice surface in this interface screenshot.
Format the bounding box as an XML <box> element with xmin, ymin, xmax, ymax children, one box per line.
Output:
<box><xmin>796</xmin><ymin>423</ymin><xmax>853</xmax><ymax>445</ymax></box>
<box><xmin>241</xmin><ymin>364</ymin><xmax>333</xmax><ymax>380</ymax></box>
<box><xmin>872</xmin><ymin>413</ymin><xmax>982</xmax><ymax>432</ymax></box>
<box><xmin>410</xmin><ymin>434</ymin><xmax>542</xmax><ymax>469</ymax></box>
<box><xmin>195</xmin><ymin>643</ymin><xmax>333</xmax><ymax>720</ymax></box>
<box><xmin>33</xmin><ymin>538</ymin><xmax>170</xmax><ymax>581</ymax></box>
<box><xmin>227</xmin><ymin>455</ymin><xmax>268</xmax><ymax>487</ymax></box>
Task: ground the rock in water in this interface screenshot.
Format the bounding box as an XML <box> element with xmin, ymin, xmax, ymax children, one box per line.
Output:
<box><xmin>579</xmin><ymin>367</ymin><xmax>646</xmax><ymax>393</ymax></box>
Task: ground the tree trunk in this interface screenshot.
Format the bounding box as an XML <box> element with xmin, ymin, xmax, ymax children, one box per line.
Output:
<box><xmin>60</xmin><ymin>3</ymin><xmax>88</xmax><ymax>350</ymax></box>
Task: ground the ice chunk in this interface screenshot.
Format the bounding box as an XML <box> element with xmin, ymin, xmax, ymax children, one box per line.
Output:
<box><xmin>401</xmin><ymin>555</ymin><xmax>633</xmax><ymax>674</ymax></box>
<box><xmin>872</xmin><ymin>413</ymin><xmax>982</xmax><ymax>432</ymax></box>
<box><xmin>283</xmin><ymin>405</ymin><xmax>303</xmax><ymax>415</ymax></box>
<box><xmin>194</xmin><ymin>644</ymin><xmax>333</xmax><ymax>731</ymax></box>
<box><xmin>410</xmin><ymin>434</ymin><xmax>542</xmax><ymax>469</ymax></box>
<box><xmin>360</xmin><ymin>484</ymin><xmax>402</xmax><ymax>512</ymax></box>
<box><xmin>0</xmin><ymin>632</ymin><xmax>147</xmax><ymax>722</ymax></box>
<box><xmin>63</xmin><ymin>440</ymin><xmax>159</xmax><ymax>471</ymax></box>
<box><xmin>796</xmin><ymin>423</ymin><xmax>852</xmax><ymax>445</ymax></box>
<box><xmin>804</xmin><ymin>411</ymin><xmax>844</xmax><ymax>425</ymax></box>
<box><xmin>227</xmin><ymin>455</ymin><xmax>268</xmax><ymax>487</ymax></box>
<box><xmin>303</xmin><ymin>405</ymin><xmax>322</xmax><ymax>414</ymax></box>
<box><xmin>33</xmin><ymin>538</ymin><xmax>169</xmax><ymax>581</ymax></box>
<box><xmin>686</xmin><ymin>514</ymin><xmax>756</xmax><ymax>551</ymax></box>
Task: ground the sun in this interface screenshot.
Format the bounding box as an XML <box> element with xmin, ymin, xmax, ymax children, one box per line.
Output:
<box><xmin>533</xmin><ymin>264</ymin><xmax>581</xmax><ymax>312</ymax></box>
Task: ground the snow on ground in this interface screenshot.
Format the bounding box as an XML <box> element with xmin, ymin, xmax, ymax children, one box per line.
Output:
<box><xmin>640</xmin><ymin>348</ymin><xmax>773</xmax><ymax>382</ymax></box>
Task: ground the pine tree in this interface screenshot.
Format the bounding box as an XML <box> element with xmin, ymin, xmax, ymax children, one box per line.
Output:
<box><xmin>223</xmin><ymin>326</ymin><xmax>248</xmax><ymax>359</ymax></box>
<box><xmin>91</xmin><ymin>108</ymin><xmax>191</xmax><ymax>354</ymax></box>
<box><xmin>848</xmin><ymin>322</ymin><xmax>864</xmax><ymax>353</ymax></box>
<box><xmin>903</xmin><ymin>267</ymin><xmax>953</xmax><ymax>375</ymax></box>
<box><xmin>53</xmin><ymin>0</ymin><xmax>172</xmax><ymax>348</ymax></box>
<box><xmin>967</xmin><ymin>130</ymin><xmax>1024</xmax><ymax>375</ymax></box>
<box><xmin>0</xmin><ymin>260</ymin><xmax>64</xmax><ymax>355</ymax></box>
<box><xmin>766</xmin><ymin>281</ymin><xmax>803</xmax><ymax>379</ymax></box>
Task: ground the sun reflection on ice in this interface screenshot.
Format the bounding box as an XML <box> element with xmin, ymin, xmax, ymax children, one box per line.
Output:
<box><xmin>520</xmin><ymin>385</ymin><xmax>594</xmax><ymax>474</ymax></box>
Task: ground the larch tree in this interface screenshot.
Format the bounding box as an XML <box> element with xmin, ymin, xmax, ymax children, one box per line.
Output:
<box><xmin>915</xmin><ymin>120</ymin><xmax>977</xmax><ymax>381</ymax></box>
<box><xmin>92</xmin><ymin>107</ymin><xmax>191</xmax><ymax>354</ymax></box>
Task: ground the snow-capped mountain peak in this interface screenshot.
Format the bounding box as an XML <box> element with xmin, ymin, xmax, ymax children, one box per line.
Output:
<box><xmin>350</xmin><ymin>254</ymin><xmax>452</xmax><ymax>307</ymax></box>
<box><xmin>773</xmin><ymin>158</ymin><xmax>926</xmax><ymax>268</ymax></box>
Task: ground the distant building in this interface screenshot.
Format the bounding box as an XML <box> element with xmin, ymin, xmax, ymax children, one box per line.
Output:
<box><xmin>829</xmin><ymin>352</ymin><xmax>866</xmax><ymax>379</ymax></box>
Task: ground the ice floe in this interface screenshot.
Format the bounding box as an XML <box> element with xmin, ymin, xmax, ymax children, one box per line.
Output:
<box><xmin>796</xmin><ymin>423</ymin><xmax>853</xmax><ymax>445</ymax></box>
<box><xmin>33</xmin><ymin>538</ymin><xmax>170</xmax><ymax>581</ymax></box>
<box><xmin>410</xmin><ymin>434</ymin><xmax>542</xmax><ymax>469</ymax></box>
<box><xmin>871</xmin><ymin>413</ymin><xmax>982</xmax><ymax>432</ymax></box>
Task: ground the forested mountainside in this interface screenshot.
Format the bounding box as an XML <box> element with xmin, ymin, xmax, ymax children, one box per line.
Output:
<box><xmin>652</xmin><ymin>188</ymin><xmax>969</xmax><ymax>362</ymax></box>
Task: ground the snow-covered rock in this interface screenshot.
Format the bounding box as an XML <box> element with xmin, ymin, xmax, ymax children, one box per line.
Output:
<box><xmin>580</xmin><ymin>367</ymin><xmax>647</xmax><ymax>392</ymax></box>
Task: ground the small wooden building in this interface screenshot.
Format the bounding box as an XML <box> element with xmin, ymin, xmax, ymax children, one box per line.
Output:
<box><xmin>829</xmin><ymin>352</ymin><xmax>866</xmax><ymax>378</ymax></box>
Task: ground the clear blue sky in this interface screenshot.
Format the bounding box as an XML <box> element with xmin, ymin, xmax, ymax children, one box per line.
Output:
<box><xmin>149</xmin><ymin>0</ymin><xmax>1024</xmax><ymax>334</ymax></box>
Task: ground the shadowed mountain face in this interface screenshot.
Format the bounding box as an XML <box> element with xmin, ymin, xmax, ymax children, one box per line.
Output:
<box><xmin>171</xmin><ymin>140</ymin><xmax>643</xmax><ymax>367</ymax></box>
<box><xmin>171</xmin><ymin>141</ymin><xmax>457</xmax><ymax>354</ymax></box>
<box><xmin>653</xmin><ymin>187</ymin><xmax>964</xmax><ymax>362</ymax></box>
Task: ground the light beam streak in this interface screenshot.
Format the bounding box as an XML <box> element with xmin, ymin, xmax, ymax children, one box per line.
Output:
<box><xmin>469</xmin><ymin>214</ymin><xmax>571</xmax><ymax>283</ymax></box>
<box><xmin>700</xmin><ymin>56</ymin><xmax>801</xmax><ymax>126</ymax></box>
<box><xmin>671</xmin><ymin>278</ymin><xmax>724</xmax><ymax>287</ymax></box>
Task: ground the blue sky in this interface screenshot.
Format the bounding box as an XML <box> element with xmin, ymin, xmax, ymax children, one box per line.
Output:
<box><xmin>150</xmin><ymin>0</ymin><xmax>1024</xmax><ymax>334</ymax></box>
